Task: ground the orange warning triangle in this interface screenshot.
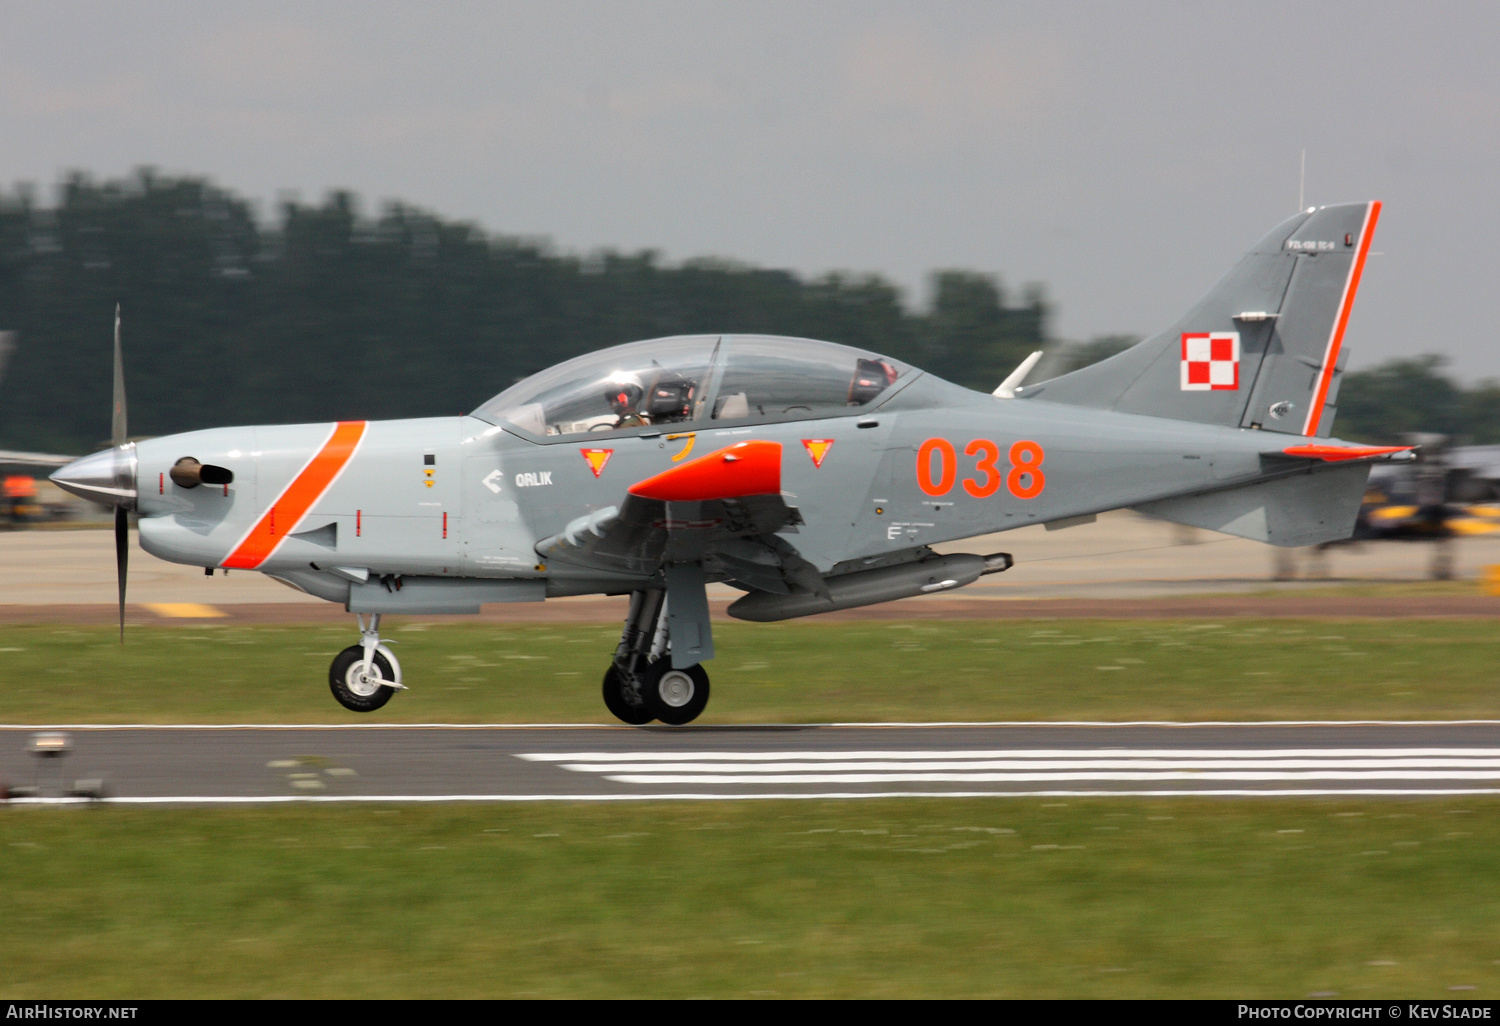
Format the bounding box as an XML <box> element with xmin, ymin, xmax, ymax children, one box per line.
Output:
<box><xmin>581</xmin><ymin>448</ymin><xmax>613</xmax><ymax>478</ymax></box>
<box><xmin>802</xmin><ymin>438</ymin><xmax>833</xmax><ymax>468</ymax></box>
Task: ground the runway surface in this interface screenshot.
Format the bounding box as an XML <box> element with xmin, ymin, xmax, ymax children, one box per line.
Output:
<box><xmin>5</xmin><ymin>722</ymin><xmax>1500</xmax><ymax>803</ymax></box>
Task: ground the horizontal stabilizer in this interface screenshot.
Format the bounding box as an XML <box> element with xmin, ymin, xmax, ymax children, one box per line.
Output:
<box><xmin>1133</xmin><ymin>462</ymin><xmax>1370</xmax><ymax>547</ymax></box>
<box><xmin>1275</xmin><ymin>444</ymin><xmax>1413</xmax><ymax>463</ymax></box>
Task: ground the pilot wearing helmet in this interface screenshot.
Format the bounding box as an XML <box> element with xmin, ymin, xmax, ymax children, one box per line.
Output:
<box><xmin>605</xmin><ymin>372</ymin><xmax>649</xmax><ymax>429</ymax></box>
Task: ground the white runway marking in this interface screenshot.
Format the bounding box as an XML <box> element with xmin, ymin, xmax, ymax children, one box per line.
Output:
<box><xmin>524</xmin><ymin>748</ymin><xmax>1500</xmax><ymax>790</ymax></box>
<box><xmin>9</xmin><ymin>789</ymin><xmax>1500</xmax><ymax>805</ymax></box>
<box><xmin>604</xmin><ymin>772</ymin><xmax>1500</xmax><ymax>784</ymax></box>
<box><xmin>521</xmin><ymin>748</ymin><xmax>1500</xmax><ymax>761</ymax></box>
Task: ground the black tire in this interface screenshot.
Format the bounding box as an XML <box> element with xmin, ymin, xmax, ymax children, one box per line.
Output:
<box><xmin>602</xmin><ymin>665</ymin><xmax>655</xmax><ymax>725</ymax></box>
<box><xmin>329</xmin><ymin>645</ymin><xmax>397</xmax><ymax>713</ymax></box>
<box><xmin>642</xmin><ymin>661</ymin><xmax>710</xmax><ymax>725</ymax></box>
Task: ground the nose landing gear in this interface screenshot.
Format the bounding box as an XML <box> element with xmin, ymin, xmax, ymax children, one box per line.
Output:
<box><xmin>329</xmin><ymin>613</ymin><xmax>404</xmax><ymax>712</ymax></box>
<box><xmin>604</xmin><ymin>589</ymin><xmax>711</xmax><ymax>725</ymax></box>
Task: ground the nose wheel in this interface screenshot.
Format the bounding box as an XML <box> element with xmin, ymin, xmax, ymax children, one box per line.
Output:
<box><xmin>329</xmin><ymin>613</ymin><xmax>403</xmax><ymax>713</ymax></box>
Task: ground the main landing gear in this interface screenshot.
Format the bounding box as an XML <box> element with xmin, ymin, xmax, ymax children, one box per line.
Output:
<box><xmin>603</xmin><ymin>589</ymin><xmax>711</xmax><ymax>725</ymax></box>
<box><xmin>329</xmin><ymin>613</ymin><xmax>404</xmax><ymax>713</ymax></box>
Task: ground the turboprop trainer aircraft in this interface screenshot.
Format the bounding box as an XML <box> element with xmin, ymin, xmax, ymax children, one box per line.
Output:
<box><xmin>52</xmin><ymin>201</ymin><xmax>1409</xmax><ymax>724</ymax></box>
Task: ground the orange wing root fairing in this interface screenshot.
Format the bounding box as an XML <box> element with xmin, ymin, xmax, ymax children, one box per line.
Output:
<box><xmin>629</xmin><ymin>441</ymin><xmax>782</xmax><ymax>501</ymax></box>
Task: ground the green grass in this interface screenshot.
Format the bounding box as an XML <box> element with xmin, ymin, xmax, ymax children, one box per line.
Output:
<box><xmin>3</xmin><ymin>799</ymin><xmax>1498</xmax><ymax>998</ymax></box>
<box><xmin>1</xmin><ymin>619</ymin><xmax>1498</xmax><ymax>723</ymax></box>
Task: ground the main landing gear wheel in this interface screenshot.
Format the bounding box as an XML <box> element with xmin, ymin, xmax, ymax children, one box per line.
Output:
<box><xmin>643</xmin><ymin>662</ymin><xmax>710</xmax><ymax>725</ymax></box>
<box><xmin>329</xmin><ymin>645</ymin><xmax>397</xmax><ymax>713</ymax></box>
<box><xmin>602</xmin><ymin>666</ymin><xmax>654</xmax><ymax>725</ymax></box>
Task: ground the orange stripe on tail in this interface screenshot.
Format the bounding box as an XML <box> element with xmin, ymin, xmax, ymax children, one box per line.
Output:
<box><xmin>1303</xmin><ymin>201</ymin><xmax>1381</xmax><ymax>436</ymax></box>
<box><xmin>222</xmin><ymin>421</ymin><xmax>367</xmax><ymax>569</ymax></box>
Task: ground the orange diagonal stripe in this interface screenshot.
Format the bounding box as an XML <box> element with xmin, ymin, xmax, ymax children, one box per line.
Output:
<box><xmin>1303</xmin><ymin>201</ymin><xmax>1381</xmax><ymax>437</ymax></box>
<box><xmin>222</xmin><ymin>421</ymin><xmax>366</xmax><ymax>569</ymax></box>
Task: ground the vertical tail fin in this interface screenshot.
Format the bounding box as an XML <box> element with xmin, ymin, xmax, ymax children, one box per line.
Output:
<box><xmin>1023</xmin><ymin>202</ymin><xmax>1381</xmax><ymax>437</ymax></box>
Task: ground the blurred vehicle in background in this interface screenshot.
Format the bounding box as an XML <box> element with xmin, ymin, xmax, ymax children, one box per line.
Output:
<box><xmin>0</xmin><ymin>470</ymin><xmax>88</xmax><ymax>528</ymax></box>
<box><xmin>1361</xmin><ymin>434</ymin><xmax>1500</xmax><ymax>537</ymax></box>
<box><xmin>3</xmin><ymin>474</ymin><xmax>39</xmax><ymax>525</ymax></box>
<box><xmin>0</xmin><ymin>329</ymin><xmax>86</xmax><ymax>528</ymax></box>
<box><xmin>1312</xmin><ymin>433</ymin><xmax>1500</xmax><ymax>579</ymax></box>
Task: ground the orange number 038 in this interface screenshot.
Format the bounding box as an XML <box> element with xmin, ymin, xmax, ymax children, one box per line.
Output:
<box><xmin>916</xmin><ymin>438</ymin><xmax>957</xmax><ymax>496</ymax></box>
<box><xmin>917</xmin><ymin>438</ymin><xmax>1044</xmax><ymax>499</ymax></box>
<box><xmin>1006</xmin><ymin>440</ymin><xmax>1045</xmax><ymax>499</ymax></box>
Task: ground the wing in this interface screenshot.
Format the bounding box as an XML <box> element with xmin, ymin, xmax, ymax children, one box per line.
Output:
<box><xmin>536</xmin><ymin>440</ymin><xmax>825</xmax><ymax>595</ymax></box>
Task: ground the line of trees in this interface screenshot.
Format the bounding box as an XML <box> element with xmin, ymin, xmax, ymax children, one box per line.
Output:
<box><xmin>0</xmin><ymin>171</ymin><xmax>1047</xmax><ymax>453</ymax></box>
<box><xmin>0</xmin><ymin>170</ymin><xmax>1491</xmax><ymax>454</ymax></box>
<box><xmin>1333</xmin><ymin>356</ymin><xmax>1500</xmax><ymax>446</ymax></box>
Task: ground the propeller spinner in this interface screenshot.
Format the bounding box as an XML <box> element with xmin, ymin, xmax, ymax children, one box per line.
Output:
<box><xmin>50</xmin><ymin>305</ymin><xmax>136</xmax><ymax>642</ymax></box>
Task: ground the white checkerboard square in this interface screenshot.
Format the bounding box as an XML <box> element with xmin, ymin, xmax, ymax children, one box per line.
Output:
<box><xmin>1180</xmin><ymin>332</ymin><xmax>1239</xmax><ymax>391</ymax></box>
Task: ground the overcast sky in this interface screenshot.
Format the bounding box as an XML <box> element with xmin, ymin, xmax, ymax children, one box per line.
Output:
<box><xmin>2</xmin><ymin>1</ymin><xmax>1497</xmax><ymax>375</ymax></box>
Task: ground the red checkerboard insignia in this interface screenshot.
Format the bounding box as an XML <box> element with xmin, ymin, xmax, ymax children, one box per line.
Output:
<box><xmin>1180</xmin><ymin>332</ymin><xmax>1239</xmax><ymax>391</ymax></box>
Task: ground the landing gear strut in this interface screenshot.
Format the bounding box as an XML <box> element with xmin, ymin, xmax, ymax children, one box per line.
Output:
<box><xmin>329</xmin><ymin>613</ymin><xmax>404</xmax><ymax>713</ymax></box>
<box><xmin>604</xmin><ymin>590</ymin><xmax>711</xmax><ymax>725</ymax></box>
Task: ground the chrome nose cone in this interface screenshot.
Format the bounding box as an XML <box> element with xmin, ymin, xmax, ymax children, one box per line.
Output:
<box><xmin>51</xmin><ymin>444</ymin><xmax>137</xmax><ymax>508</ymax></box>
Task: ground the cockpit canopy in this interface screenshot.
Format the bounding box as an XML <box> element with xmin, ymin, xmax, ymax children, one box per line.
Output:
<box><xmin>474</xmin><ymin>335</ymin><xmax>910</xmax><ymax>439</ymax></box>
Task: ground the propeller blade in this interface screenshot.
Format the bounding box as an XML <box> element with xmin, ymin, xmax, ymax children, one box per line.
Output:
<box><xmin>115</xmin><ymin>505</ymin><xmax>128</xmax><ymax>644</ymax></box>
<box><xmin>113</xmin><ymin>305</ymin><xmax>129</xmax><ymax>642</ymax></box>
<box><xmin>111</xmin><ymin>304</ymin><xmax>126</xmax><ymax>448</ymax></box>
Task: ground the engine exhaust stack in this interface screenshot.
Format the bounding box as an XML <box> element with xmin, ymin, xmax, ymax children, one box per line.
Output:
<box><xmin>169</xmin><ymin>457</ymin><xmax>234</xmax><ymax>489</ymax></box>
